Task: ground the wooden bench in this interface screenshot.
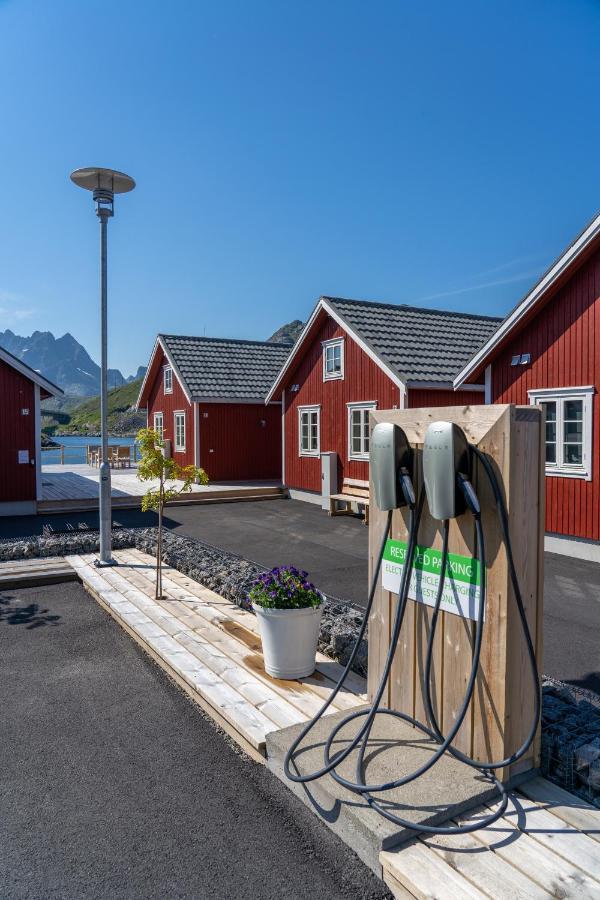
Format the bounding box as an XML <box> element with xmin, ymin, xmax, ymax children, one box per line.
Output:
<box><xmin>329</xmin><ymin>478</ymin><xmax>370</xmax><ymax>525</ymax></box>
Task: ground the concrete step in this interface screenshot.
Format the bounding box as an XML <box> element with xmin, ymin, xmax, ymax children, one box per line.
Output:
<box><xmin>266</xmin><ymin>706</ymin><xmax>498</xmax><ymax>877</ymax></box>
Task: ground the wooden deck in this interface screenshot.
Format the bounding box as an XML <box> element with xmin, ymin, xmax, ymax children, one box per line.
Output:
<box><xmin>39</xmin><ymin>464</ymin><xmax>284</xmax><ymax>512</ymax></box>
<box><xmin>67</xmin><ymin>548</ymin><xmax>366</xmax><ymax>761</ymax></box>
<box><xmin>381</xmin><ymin>776</ymin><xmax>600</xmax><ymax>899</ymax></box>
<box><xmin>0</xmin><ymin>556</ymin><xmax>78</xmax><ymax>589</ymax></box>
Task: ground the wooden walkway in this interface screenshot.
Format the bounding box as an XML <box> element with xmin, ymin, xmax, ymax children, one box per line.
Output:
<box><xmin>39</xmin><ymin>465</ymin><xmax>284</xmax><ymax>512</ymax></box>
<box><xmin>0</xmin><ymin>556</ymin><xmax>78</xmax><ymax>589</ymax></box>
<box><xmin>67</xmin><ymin>548</ymin><xmax>366</xmax><ymax>760</ymax></box>
<box><xmin>381</xmin><ymin>776</ymin><xmax>600</xmax><ymax>899</ymax></box>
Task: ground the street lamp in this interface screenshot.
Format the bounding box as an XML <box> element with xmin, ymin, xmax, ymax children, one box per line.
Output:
<box><xmin>70</xmin><ymin>167</ymin><xmax>135</xmax><ymax>566</ymax></box>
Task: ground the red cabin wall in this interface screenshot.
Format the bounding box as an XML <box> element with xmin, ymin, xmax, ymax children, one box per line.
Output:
<box><xmin>489</xmin><ymin>247</ymin><xmax>600</xmax><ymax>541</ymax></box>
<box><xmin>145</xmin><ymin>346</ymin><xmax>282</xmax><ymax>481</ymax></box>
<box><xmin>283</xmin><ymin>318</ymin><xmax>492</xmax><ymax>494</ymax></box>
<box><xmin>0</xmin><ymin>360</ymin><xmax>36</xmax><ymax>502</ymax></box>
<box><xmin>146</xmin><ymin>347</ymin><xmax>195</xmax><ymax>468</ymax></box>
<box><xmin>197</xmin><ymin>402</ymin><xmax>281</xmax><ymax>481</ymax></box>
<box><xmin>283</xmin><ymin>318</ymin><xmax>400</xmax><ymax>493</ymax></box>
<box><xmin>407</xmin><ymin>388</ymin><xmax>485</xmax><ymax>408</ymax></box>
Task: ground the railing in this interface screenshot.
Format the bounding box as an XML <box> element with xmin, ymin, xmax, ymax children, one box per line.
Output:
<box><xmin>41</xmin><ymin>442</ymin><xmax>140</xmax><ymax>466</ymax></box>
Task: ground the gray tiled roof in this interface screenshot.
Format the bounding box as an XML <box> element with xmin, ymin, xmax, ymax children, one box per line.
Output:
<box><xmin>325</xmin><ymin>297</ymin><xmax>502</xmax><ymax>384</ymax></box>
<box><xmin>160</xmin><ymin>334</ymin><xmax>292</xmax><ymax>401</ymax></box>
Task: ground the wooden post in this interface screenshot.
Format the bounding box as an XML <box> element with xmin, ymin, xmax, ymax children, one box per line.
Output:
<box><xmin>368</xmin><ymin>404</ymin><xmax>544</xmax><ymax>781</ymax></box>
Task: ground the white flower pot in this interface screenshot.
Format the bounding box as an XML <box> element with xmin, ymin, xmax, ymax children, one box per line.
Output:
<box><xmin>252</xmin><ymin>603</ymin><xmax>323</xmax><ymax>679</ymax></box>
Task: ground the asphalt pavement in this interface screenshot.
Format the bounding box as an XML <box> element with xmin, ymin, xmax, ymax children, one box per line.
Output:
<box><xmin>2</xmin><ymin>496</ymin><xmax>598</xmax><ymax>694</ymax></box>
<box><xmin>0</xmin><ymin>581</ymin><xmax>390</xmax><ymax>900</ymax></box>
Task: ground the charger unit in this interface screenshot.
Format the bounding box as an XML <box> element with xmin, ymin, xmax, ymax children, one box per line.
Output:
<box><xmin>370</xmin><ymin>422</ymin><xmax>412</xmax><ymax>510</ymax></box>
<box><xmin>423</xmin><ymin>421</ymin><xmax>471</xmax><ymax>520</ymax></box>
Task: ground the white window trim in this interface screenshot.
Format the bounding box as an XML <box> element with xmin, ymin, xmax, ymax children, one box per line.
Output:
<box><xmin>528</xmin><ymin>386</ymin><xmax>594</xmax><ymax>481</ymax></box>
<box><xmin>298</xmin><ymin>405</ymin><xmax>320</xmax><ymax>457</ymax></box>
<box><xmin>174</xmin><ymin>410</ymin><xmax>186</xmax><ymax>452</ymax></box>
<box><xmin>347</xmin><ymin>401</ymin><xmax>377</xmax><ymax>461</ymax></box>
<box><xmin>164</xmin><ymin>366</ymin><xmax>173</xmax><ymax>394</ymax></box>
<box><xmin>322</xmin><ymin>337</ymin><xmax>344</xmax><ymax>382</ymax></box>
<box><xmin>153</xmin><ymin>412</ymin><xmax>164</xmax><ymax>441</ymax></box>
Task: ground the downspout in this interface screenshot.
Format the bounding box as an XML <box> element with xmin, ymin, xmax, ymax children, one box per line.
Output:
<box><xmin>484</xmin><ymin>365</ymin><xmax>492</xmax><ymax>405</ymax></box>
<box><xmin>194</xmin><ymin>402</ymin><xmax>201</xmax><ymax>478</ymax></box>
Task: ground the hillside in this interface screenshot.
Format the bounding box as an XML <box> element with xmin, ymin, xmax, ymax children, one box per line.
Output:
<box><xmin>42</xmin><ymin>378</ymin><xmax>146</xmax><ymax>435</ymax></box>
<box><xmin>0</xmin><ymin>329</ymin><xmax>145</xmax><ymax>397</ymax></box>
<box><xmin>268</xmin><ymin>319</ymin><xmax>304</xmax><ymax>344</ymax></box>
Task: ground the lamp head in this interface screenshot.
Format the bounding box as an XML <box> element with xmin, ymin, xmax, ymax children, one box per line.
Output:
<box><xmin>70</xmin><ymin>167</ymin><xmax>135</xmax><ymax>218</ymax></box>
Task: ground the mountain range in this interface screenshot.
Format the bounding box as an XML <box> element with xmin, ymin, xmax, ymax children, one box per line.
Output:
<box><xmin>0</xmin><ymin>318</ymin><xmax>304</xmax><ymax>401</ymax></box>
<box><xmin>0</xmin><ymin>329</ymin><xmax>145</xmax><ymax>397</ymax></box>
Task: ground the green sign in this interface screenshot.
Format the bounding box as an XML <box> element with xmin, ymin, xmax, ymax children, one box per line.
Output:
<box><xmin>382</xmin><ymin>539</ymin><xmax>482</xmax><ymax>620</ymax></box>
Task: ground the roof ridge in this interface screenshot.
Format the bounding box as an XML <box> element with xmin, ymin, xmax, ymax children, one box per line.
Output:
<box><xmin>159</xmin><ymin>333</ymin><xmax>293</xmax><ymax>348</ymax></box>
<box><xmin>323</xmin><ymin>295</ymin><xmax>503</xmax><ymax>323</ymax></box>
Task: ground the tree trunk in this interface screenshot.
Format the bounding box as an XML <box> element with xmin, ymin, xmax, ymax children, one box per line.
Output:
<box><xmin>156</xmin><ymin>480</ymin><xmax>163</xmax><ymax>600</ymax></box>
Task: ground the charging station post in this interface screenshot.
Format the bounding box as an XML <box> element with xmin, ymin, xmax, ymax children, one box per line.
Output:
<box><xmin>368</xmin><ymin>404</ymin><xmax>545</xmax><ymax>782</ymax></box>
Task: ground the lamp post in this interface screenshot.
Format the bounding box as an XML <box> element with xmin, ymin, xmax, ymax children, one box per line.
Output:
<box><xmin>70</xmin><ymin>167</ymin><xmax>135</xmax><ymax>566</ymax></box>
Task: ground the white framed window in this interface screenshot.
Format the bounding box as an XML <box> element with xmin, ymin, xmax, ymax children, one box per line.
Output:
<box><xmin>322</xmin><ymin>338</ymin><xmax>344</xmax><ymax>381</ymax></box>
<box><xmin>529</xmin><ymin>386</ymin><xmax>594</xmax><ymax>480</ymax></box>
<box><xmin>164</xmin><ymin>367</ymin><xmax>173</xmax><ymax>394</ymax></box>
<box><xmin>298</xmin><ymin>406</ymin><xmax>320</xmax><ymax>457</ymax></box>
<box><xmin>153</xmin><ymin>412</ymin><xmax>164</xmax><ymax>441</ymax></box>
<box><xmin>347</xmin><ymin>402</ymin><xmax>376</xmax><ymax>460</ymax></box>
<box><xmin>174</xmin><ymin>411</ymin><xmax>186</xmax><ymax>452</ymax></box>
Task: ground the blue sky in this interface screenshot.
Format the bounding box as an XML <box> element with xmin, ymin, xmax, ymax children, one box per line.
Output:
<box><xmin>0</xmin><ymin>0</ymin><xmax>598</xmax><ymax>375</ymax></box>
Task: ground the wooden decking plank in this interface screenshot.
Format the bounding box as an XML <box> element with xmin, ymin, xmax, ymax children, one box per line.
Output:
<box><xmin>380</xmin><ymin>841</ymin><xmax>488</xmax><ymax>900</ymax></box>
<box><xmin>95</xmin><ymin>563</ymin><xmax>309</xmax><ymax>730</ymax></box>
<box><xmin>518</xmin><ymin>776</ymin><xmax>600</xmax><ymax>843</ymax></box>
<box><xmin>117</xmin><ymin>554</ymin><xmax>363</xmax><ymax>716</ymax></box>
<box><xmin>84</xmin><ymin>559</ymin><xmax>310</xmax><ymax>732</ymax></box>
<box><xmin>73</xmin><ymin>559</ymin><xmax>275</xmax><ymax>751</ymax></box>
<box><xmin>421</xmin><ymin>830</ymin><xmax>550</xmax><ymax>899</ymax></box>
<box><xmin>455</xmin><ymin>800</ymin><xmax>600</xmax><ymax>899</ymax></box>
<box><xmin>123</xmin><ymin>547</ymin><xmax>368</xmax><ymax>700</ymax></box>
<box><xmin>103</xmin><ymin>559</ymin><xmax>337</xmax><ymax>725</ymax></box>
<box><xmin>500</xmin><ymin>793</ymin><xmax>600</xmax><ymax>883</ymax></box>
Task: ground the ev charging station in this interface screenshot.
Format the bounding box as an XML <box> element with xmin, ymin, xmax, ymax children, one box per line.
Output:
<box><xmin>367</xmin><ymin>405</ymin><xmax>544</xmax><ymax>784</ymax></box>
<box><xmin>271</xmin><ymin>403</ymin><xmax>544</xmax><ymax>865</ymax></box>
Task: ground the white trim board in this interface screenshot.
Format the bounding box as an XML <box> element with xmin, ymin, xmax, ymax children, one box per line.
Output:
<box><xmin>545</xmin><ymin>533</ymin><xmax>600</xmax><ymax>564</ymax></box>
<box><xmin>34</xmin><ymin>384</ymin><xmax>42</xmax><ymax>501</ymax></box>
<box><xmin>454</xmin><ymin>211</ymin><xmax>600</xmax><ymax>388</ymax></box>
<box><xmin>287</xmin><ymin>488</ymin><xmax>322</xmax><ymax>506</ymax></box>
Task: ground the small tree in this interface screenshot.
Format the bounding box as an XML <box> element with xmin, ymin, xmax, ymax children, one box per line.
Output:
<box><xmin>137</xmin><ymin>427</ymin><xmax>208</xmax><ymax>599</ymax></box>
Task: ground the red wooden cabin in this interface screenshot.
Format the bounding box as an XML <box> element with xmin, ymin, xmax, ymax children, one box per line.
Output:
<box><xmin>0</xmin><ymin>347</ymin><xmax>63</xmax><ymax>515</ymax></box>
<box><xmin>266</xmin><ymin>296</ymin><xmax>500</xmax><ymax>504</ymax></box>
<box><xmin>455</xmin><ymin>212</ymin><xmax>600</xmax><ymax>562</ymax></box>
<box><xmin>137</xmin><ymin>335</ymin><xmax>291</xmax><ymax>482</ymax></box>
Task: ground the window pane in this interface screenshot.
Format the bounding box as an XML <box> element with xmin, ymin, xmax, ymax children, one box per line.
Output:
<box><xmin>545</xmin><ymin>443</ymin><xmax>556</xmax><ymax>464</ymax></box>
<box><xmin>564</xmin><ymin>443</ymin><xmax>582</xmax><ymax>465</ymax></box>
<box><xmin>541</xmin><ymin>401</ymin><xmax>556</xmax><ymax>422</ymax></box>
<box><xmin>545</xmin><ymin>421</ymin><xmax>556</xmax><ymax>443</ymax></box>
<box><xmin>564</xmin><ymin>420</ymin><xmax>582</xmax><ymax>440</ymax></box>
<box><xmin>564</xmin><ymin>399</ymin><xmax>582</xmax><ymax>421</ymax></box>
<box><xmin>352</xmin><ymin>436</ymin><xmax>362</xmax><ymax>453</ymax></box>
